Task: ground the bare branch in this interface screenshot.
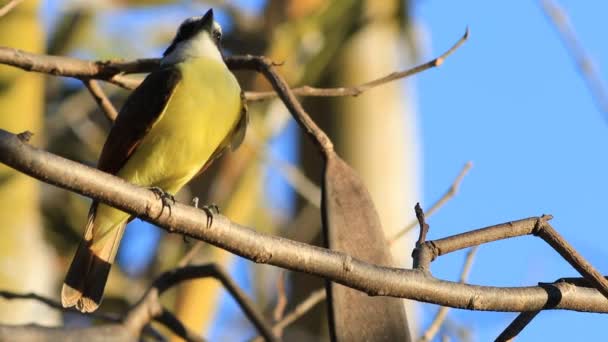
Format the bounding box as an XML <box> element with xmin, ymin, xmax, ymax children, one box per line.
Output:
<box><xmin>0</xmin><ymin>290</ymin><xmax>118</xmax><ymax>322</ymax></box>
<box><xmin>0</xmin><ymin>28</ymin><xmax>468</xmax><ymax>104</ymax></box>
<box><xmin>0</xmin><ymin>0</ymin><xmax>23</xmax><ymax>17</ymax></box>
<box><xmin>264</xmin><ymin>151</ymin><xmax>321</xmax><ymax>207</ymax></box>
<box><xmin>0</xmin><ymin>47</ymin><xmax>144</xmax><ymax>88</ymax></box>
<box><xmin>539</xmin><ymin>0</ymin><xmax>608</xmax><ymax>119</ymax></box>
<box><xmin>155</xmin><ymin>308</ymin><xmax>207</xmax><ymax>342</ymax></box>
<box><xmin>272</xmin><ymin>271</ymin><xmax>288</xmax><ymax>322</ymax></box>
<box><xmin>2</xmin><ymin>129</ymin><xmax>608</xmax><ymax>313</ymax></box>
<box><xmin>83</xmin><ymin>79</ymin><xmax>118</xmax><ymax>122</ymax></box>
<box><xmin>151</xmin><ymin>265</ymin><xmax>276</xmax><ymax>341</ymax></box>
<box><xmin>391</xmin><ymin>162</ymin><xmax>472</xmax><ymax>244</ymax></box>
<box><xmin>495</xmin><ymin>310</ymin><xmax>540</xmax><ymax>342</ymax></box>
<box><xmin>415</xmin><ymin>203</ymin><xmax>430</xmax><ymax>246</ymax></box>
<box><xmin>0</xmin><ymin>264</ymin><xmax>274</xmax><ymax>341</ymax></box>
<box><xmin>244</xmin><ymin>28</ymin><xmax>469</xmax><ymax>101</ymax></box>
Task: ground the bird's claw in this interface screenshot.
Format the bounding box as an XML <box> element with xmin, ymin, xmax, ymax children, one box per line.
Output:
<box><xmin>148</xmin><ymin>187</ymin><xmax>175</xmax><ymax>217</ymax></box>
<box><xmin>202</xmin><ymin>204</ymin><xmax>220</xmax><ymax>228</ymax></box>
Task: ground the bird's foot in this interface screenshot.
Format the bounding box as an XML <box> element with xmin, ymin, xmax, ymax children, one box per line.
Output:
<box><xmin>148</xmin><ymin>187</ymin><xmax>175</xmax><ymax>217</ymax></box>
<box><xmin>202</xmin><ymin>204</ymin><xmax>220</xmax><ymax>228</ymax></box>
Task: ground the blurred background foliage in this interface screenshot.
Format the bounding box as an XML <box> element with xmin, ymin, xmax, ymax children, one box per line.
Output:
<box><xmin>0</xmin><ymin>0</ymin><xmax>418</xmax><ymax>340</ymax></box>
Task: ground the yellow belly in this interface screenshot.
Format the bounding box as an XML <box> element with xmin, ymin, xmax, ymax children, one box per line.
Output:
<box><xmin>95</xmin><ymin>57</ymin><xmax>242</xmax><ymax>232</ymax></box>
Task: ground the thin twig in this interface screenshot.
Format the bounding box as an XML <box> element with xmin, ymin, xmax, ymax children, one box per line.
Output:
<box><xmin>0</xmin><ymin>0</ymin><xmax>23</xmax><ymax>17</ymax></box>
<box><xmin>415</xmin><ymin>203</ymin><xmax>430</xmax><ymax>246</ymax></box>
<box><xmin>177</xmin><ymin>242</ymin><xmax>204</xmax><ymax>268</ymax></box>
<box><xmin>83</xmin><ymin>78</ymin><xmax>119</xmax><ymax>122</ymax></box>
<box><xmin>272</xmin><ymin>271</ymin><xmax>288</xmax><ymax>322</ymax></box>
<box><xmin>0</xmin><ymin>28</ymin><xmax>468</xmax><ymax>102</ymax></box>
<box><xmin>260</xmin><ymin>288</ymin><xmax>327</xmax><ymax>341</ymax></box>
<box><xmin>418</xmin><ymin>247</ymin><xmax>478</xmax><ymax>342</ymax></box>
<box><xmin>263</xmin><ymin>151</ymin><xmax>321</xmax><ymax>208</ymax></box>
<box><xmin>152</xmin><ymin>265</ymin><xmax>277</xmax><ymax>341</ymax></box>
<box><xmin>539</xmin><ymin>0</ymin><xmax>608</xmax><ymax>119</ymax></box>
<box><xmin>391</xmin><ymin>162</ymin><xmax>472</xmax><ymax>244</ymax></box>
<box><xmin>244</xmin><ymin>28</ymin><xmax>469</xmax><ymax>101</ymax></box>
<box><xmin>495</xmin><ymin>310</ymin><xmax>540</xmax><ymax>342</ymax></box>
<box><xmin>0</xmin><ymin>290</ymin><xmax>119</xmax><ymax>322</ymax></box>
<box><xmin>273</xmin><ymin>288</ymin><xmax>326</xmax><ymax>336</ymax></box>
<box><xmin>155</xmin><ymin>308</ymin><xmax>207</xmax><ymax>342</ymax></box>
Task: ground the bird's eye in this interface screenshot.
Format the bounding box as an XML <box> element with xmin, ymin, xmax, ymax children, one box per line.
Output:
<box><xmin>213</xmin><ymin>29</ymin><xmax>221</xmax><ymax>42</ymax></box>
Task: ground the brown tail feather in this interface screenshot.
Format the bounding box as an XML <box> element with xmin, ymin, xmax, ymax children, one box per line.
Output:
<box><xmin>61</xmin><ymin>242</ymin><xmax>112</xmax><ymax>313</ymax></box>
<box><xmin>62</xmin><ymin>204</ymin><xmax>125</xmax><ymax>313</ymax></box>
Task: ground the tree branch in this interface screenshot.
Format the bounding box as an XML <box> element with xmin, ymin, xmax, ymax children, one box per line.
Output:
<box><xmin>2</xmin><ymin>129</ymin><xmax>608</xmax><ymax>313</ymax></box>
<box><xmin>539</xmin><ymin>0</ymin><xmax>608</xmax><ymax>119</ymax></box>
<box><xmin>82</xmin><ymin>79</ymin><xmax>118</xmax><ymax>122</ymax></box>
<box><xmin>244</xmin><ymin>28</ymin><xmax>469</xmax><ymax>101</ymax></box>
<box><xmin>390</xmin><ymin>162</ymin><xmax>472</xmax><ymax>244</ymax></box>
<box><xmin>0</xmin><ymin>0</ymin><xmax>23</xmax><ymax>17</ymax></box>
<box><xmin>0</xmin><ymin>28</ymin><xmax>467</xmax><ymax>102</ymax></box>
<box><xmin>0</xmin><ymin>264</ymin><xmax>274</xmax><ymax>342</ymax></box>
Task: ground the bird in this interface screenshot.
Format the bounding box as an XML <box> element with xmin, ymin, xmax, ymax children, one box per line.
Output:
<box><xmin>61</xmin><ymin>9</ymin><xmax>247</xmax><ymax>313</ymax></box>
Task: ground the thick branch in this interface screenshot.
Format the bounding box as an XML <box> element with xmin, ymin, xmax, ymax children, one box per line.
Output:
<box><xmin>2</xmin><ymin>130</ymin><xmax>608</xmax><ymax>313</ymax></box>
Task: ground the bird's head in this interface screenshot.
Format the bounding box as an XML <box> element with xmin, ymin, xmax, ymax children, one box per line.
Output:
<box><xmin>161</xmin><ymin>9</ymin><xmax>223</xmax><ymax>65</ymax></box>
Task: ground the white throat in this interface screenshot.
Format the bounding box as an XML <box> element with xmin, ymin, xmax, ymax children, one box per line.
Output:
<box><xmin>161</xmin><ymin>31</ymin><xmax>222</xmax><ymax>65</ymax></box>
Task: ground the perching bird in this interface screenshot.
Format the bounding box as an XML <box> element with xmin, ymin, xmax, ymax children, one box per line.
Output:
<box><xmin>61</xmin><ymin>9</ymin><xmax>247</xmax><ymax>313</ymax></box>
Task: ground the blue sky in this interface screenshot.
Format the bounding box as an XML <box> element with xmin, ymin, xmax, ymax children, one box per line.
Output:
<box><xmin>416</xmin><ymin>1</ymin><xmax>608</xmax><ymax>340</ymax></box>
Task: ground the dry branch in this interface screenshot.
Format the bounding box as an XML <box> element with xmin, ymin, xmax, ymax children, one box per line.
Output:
<box><xmin>2</xmin><ymin>129</ymin><xmax>608</xmax><ymax>313</ymax></box>
<box><xmin>82</xmin><ymin>79</ymin><xmax>118</xmax><ymax>122</ymax></box>
<box><xmin>391</xmin><ymin>162</ymin><xmax>472</xmax><ymax>243</ymax></box>
<box><xmin>0</xmin><ymin>28</ymin><xmax>467</xmax><ymax>102</ymax></box>
<box><xmin>0</xmin><ymin>264</ymin><xmax>274</xmax><ymax>342</ymax></box>
<box><xmin>0</xmin><ymin>0</ymin><xmax>23</xmax><ymax>17</ymax></box>
<box><xmin>539</xmin><ymin>0</ymin><xmax>608</xmax><ymax>118</ymax></box>
<box><xmin>244</xmin><ymin>28</ymin><xmax>469</xmax><ymax>101</ymax></box>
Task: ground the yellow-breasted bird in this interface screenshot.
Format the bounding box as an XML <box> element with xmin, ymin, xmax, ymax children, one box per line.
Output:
<box><xmin>61</xmin><ymin>9</ymin><xmax>247</xmax><ymax>313</ymax></box>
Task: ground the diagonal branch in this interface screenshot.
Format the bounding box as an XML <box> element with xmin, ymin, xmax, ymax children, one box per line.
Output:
<box><xmin>0</xmin><ymin>0</ymin><xmax>23</xmax><ymax>17</ymax></box>
<box><xmin>151</xmin><ymin>265</ymin><xmax>276</xmax><ymax>341</ymax></box>
<box><xmin>82</xmin><ymin>78</ymin><xmax>118</xmax><ymax>122</ymax></box>
<box><xmin>244</xmin><ymin>28</ymin><xmax>469</xmax><ymax>101</ymax></box>
<box><xmin>495</xmin><ymin>310</ymin><xmax>540</xmax><ymax>342</ymax></box>
<box><xmin>391</xmin><ymin>162</ymin><xmax>472</xmax><ymax>244</ymax></box>
<box><xmin>539</xmin><ymin>0</ymin><xmax>608</xmax><ymax>119</ymax></box>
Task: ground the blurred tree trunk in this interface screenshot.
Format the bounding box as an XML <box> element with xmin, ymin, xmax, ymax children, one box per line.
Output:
<box><xmin>333</xmin><ymin>0</ymin><xmax>418</xmax><ymax>333</ymax></box>
<box><xmin>0</xmin><ymin>0</ymin><xmax>59</xmax><ymax>325</ymax></box>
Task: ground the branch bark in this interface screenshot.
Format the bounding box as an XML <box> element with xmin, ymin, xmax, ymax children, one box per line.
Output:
<box><xmin>0</xmin><ymin>27</ymin><xmax>467</xmax><ymax>101</ymax></box>
<box><xmin>1</xmin><ymin>129</ymin><xmax>608</xmax><ymax>313</ymax></box>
